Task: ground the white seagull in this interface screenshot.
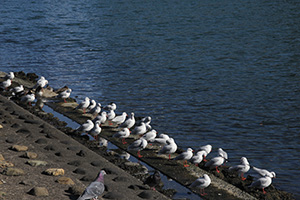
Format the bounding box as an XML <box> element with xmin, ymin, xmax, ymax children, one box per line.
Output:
<box><xmin>77</xmin><ymin>119</ymin><xmax>94</xmax><ymax>133</ymax></box>
<box><xmin>158</xmin><ymin>138</ymin><xmax>177</xmax><ymax>160</ymax></box>
<box><xmin>113</xmin><ymin>128</ymin><xmax>130</xmax><ymax>144</ymax></box>
<box><xmin>229</xmin><ymin>157</ymin><xmax>250</xmax><ymax>180</ymax></box>
<box><xmin>149</xmin><ymin>133</ymin><xmax>170</xmax><ymax>146</ymax></box>
<box><xmin>87</xmin><ymin>99</ymin><xmax>96</xmax><ymax>112</ymax></box>
<box><xmin>93</xmin><ymin>111</ymin><xmax>107</xmax><ymax>124</ymax></box>
<box><xmin>89</xmin><ymin>103</ymin><xmax>102</xmax><ymax>116</ymax></box>
<box><xmin>142</xmin><ymin>129</ymin><xmax>157</xmax><ymax>142</ymax></box>
<box><xmin>75</xmin><ymin>97</ymin><xmax>90</xmax><ymax>114</ymax></box>
<box><xmin>20</xmin><ymin>93</ymin><xmax>35</xmax><ymax>106</ymax></box>
<box><xmin>107</xmin><ymin>109</ymin><xmax>116</xmax><ymax>120</ymax></box>
<box><xmin>190</xmin><ymin>150</ymin><xmax>206</xmax><ymax>166</ymax></box>
<box><xmin>196</xmin><ymin>144</ymin><xmax>212</xmax><ymax>161</ymax></box>
<box><xmin>127</xmin><ymin>138</ymin><xmax>148</xmax><ymax>158</ymax></box>
<box><xmin>131</xmin><ymin>122</ymin><xmax>147</xmax><ymax>136</ymax></box>
<box><xmin>174</xmin><ymin>148</ymin><xmax>193</xmax><ymax>167</ymax></box>
<box><xmin>0</xmin><ymin>78</ymin><xmax>12</xmax><ymax>90</ymax></box>
<box><xmin>190</xmin><ymin>174</ymin><xmax>211</xmax><ymax>196</ymax></box>
<box><xmin>252</xmin><ymin>166</ymin><xmax>276</xmax><ymax>179</ymax></box>
<box><xmin>218</xmin><ymin>148</ymin><xmax>228</xmax><ymax>164</ymax></box>
<box><xmin>57</xmin><ymin>88</ymin><xmax>72</xmax><ymax>103</ymax></box>
<box><xmin>5</xmin><ymin>72</ymin><xmax>15</xmax><ymax>80</ymax></box>
<box><xmin>88</xmin><ymin>121</ymin><xmax>102</xmax><ymax>140</ymax></box>
<box><xmin>103</xmin><ymin>102</ymin><xmax>117</xmax><ymax>111</ymax></box>
<box><xmin>111</xmin><ymin>112</ymin><xmax>127</xmax><ymax>125</ymax></box>
<box><xmin>33</xmin><ymin>76</ymin><xmax>48</xmax><ymax>89</ymax></box>
<box><xmin>248</xmin><ymin>173</ymin><xmax>273</xmax><ymax>194</ymax></box>
<box><xmin>119</xmin><ymin>112</ymin><xmax>135</xmax><ymax>129</ymax></box>
<box><xmin>205</xmin><ymin>154</ymin><xmax>226</xmax><ymax>173</ymax></box>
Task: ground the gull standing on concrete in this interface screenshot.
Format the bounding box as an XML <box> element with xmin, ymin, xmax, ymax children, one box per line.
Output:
<box><xmin>77</xmin><ymin>119</ymin><xmax>94</xmax><ymax>134</ymax></box>
<box><xmin>205</xmin><ymin>152</ymin><xmax>226</xmax><ymax>173</ymax></box>
<box><xmin>251</xmin><ymin>166</ymin><xmax>276</xmax><ymax>179</ymax></box>
<box><xmin>248</xmin><ymin>173</ymin><xmax>273</xmax><ymax>194</ymax></box>
<box><xmin>89</xmin><ymin>103</ymin><xmax>101</xmax><ymax>116</ymax></box>
<box><xmin>112</xmin><ymin>112</ymin><xmax>127</xmax><ymax>125</ymax></box>
<box><xmin>33</xmin><ymin>76</ymin><xmax>48</xmax><ymax>89</ymax></box>
<box><xmin>107</xmin><ymin>109</ymin><xmax>116</xmax><ymax>120</ymax></box>
<box><xmin>158</xmin><ymin>138</ymin><xmax>177</xmax><ymax>160</ymax></box>
<box><xmin>229</xmin><ymin>157</ymin><xmax>250</xmax><ymax>180</ymax></box>
<box><xmin>11</xmin><ymin>84</ymin><xmax>24</xmax><ymax>96</ymax></box>
<box><xmin>190</xmin><ymin>174</ymin><xmax>211</xmax><ymax>196</ymax></box>
<box><xmin>93</xmin><ymin>111</ymin><xmax>107</xmax><ymax>124</ymax></box>
<box><xmin>218</xmin><ymin>148</ymin><xmax>228</xmax><ymax>165</ymax></box>
<box><xmin>149</xmin><ymin>133</ymin><xmax>170</xmax><ymax>146</ymax></box>
<box><xmin>196</xmin><ymin>144</ymin><xmax>212</xmax><ymax>161</ymax></box>
<box><xmin>113</xmin><ymin>128</ymin><xmax>131</xmax><ymax>144</ymax></box>
<box><xmin>57</xmin><ymin>88</ymin><xmax>72</xmax><ymax>103</ymax></box>
<box><xmin>87</xmin><ymin>99</ymin><xmax>96</xmax><ymax>112</ymax></box>
<box><xmin>20</xmin><ymin>92</ymin><xmax>35</xmax><ymax>106</ymax></box>
<box><xmin>103</xmin><ymin>102</ymin><xmax>117</xmax><ymax>111</ymax></box>
<box><xmin>131</xmin><ymin>122</ymin><xmax>147</xmax><ymax>136</ymax></box>
<box><xmin>128</xmin><ymin>138</ymin><xmax>148</xmax><ymax>158</ymax></box>
<box><xmin>75</xmin><ymin>97</ymin><xmax>90</xmax><ymax>114</ymax></box>
<box><xmin>174</xmin><ymin>148</ymin><xmax>193</xmax><ymax>167</ymax></box>
<box><xmin>77</xmin><ymin>170</ymin><xmax>106</xmax><ymax>200</ymax></box>
<box><xmin>119</xmin><ymin>112</ymin><xmax>135</xmax><ymax>129</ymax></box>
<box><xmin>0</xmin><ymin>78</ymin><xmax>12</xmax><ymax>90</ymax></box>
<box><xmin>190</xmin><ymin>150</ymin><xmax>206</xmax><ymax>166</ymax></box>
<box><xmin>143</xmin><ymin>170</ymin><xmax>161</xmax><ymax>190</ymax></box>
<box><xmin>142</xmin><ymin>129</ymin><xmax>157</xmax><ymax>142</ymax></box>
<box><xmin>5</xmin><ymin>72</ymin><xmax>15</xmax><ymax>80</ymax></box>
<box><xmin>88</xmin><ymin>121</ymin><xmax>102</xmax><ymax>140</ymax></box>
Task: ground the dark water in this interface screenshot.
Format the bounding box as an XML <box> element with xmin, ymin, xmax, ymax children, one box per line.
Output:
<box><xmin>1</xmin><ymin>0</ymin><xmax>300</xmax><ymax>198</ymax></box>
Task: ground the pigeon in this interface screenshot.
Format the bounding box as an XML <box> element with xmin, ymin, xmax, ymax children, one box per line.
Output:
<box><xmin>119</xmin><ymin>112</ymin><xmax>135</xmax><ymax>129</ymax></box>
<box><xmin>252</xmin><ymin>166</ymin><xmax>276</xmax><ymax>179</ymax></box>
<box><xmin>112</xmin><ymin>112</ymin><xmax>127</xmax><ymax>125</ymax></box>
<box><xmin>113</xmin><ymin>128</ymin><xmax>130</xmax><ymax>144</ymax></box>
<box><xmin>158</xmin><ymin>138</ymin><xmax>177</xmax><ymax>160</ymax></box>
<box><xmin>77</xmin><ymin>119</ymin><xmax>94</xmax><ymax>133</ymax></box>
<box><xmin>174</xmin><ymin>148</ymin><xmax>193</xmax><ymax>167</ymax></box>
<box><xmin>229</xmin><ymin>157</ymin><xmax>250</xmax><ymax>180</ymax></box>
<box><xmin>127</xmin><ymin>138</ymin><xmax>148</xmax><ymax>158</ymax></box>
<box><xmin>57</xmin><ymin>88</ymin><xmax>72</xmax><ymax>102</ymax></box>
<box><xmin>190</xmin><ymin>150</ymin><xmax>206</xmax><ymax>166</ymax></box>
<box><xmin>77</xmin><ymin>170</ymin><xmax>106</xmax><ymax>200</ymax></box>
<box><xmin>143</xmin><ymin>170</ymin><xmax>161</xmax><ymax>190</ymax></box>
<box><xmin>75</xmin><ymin>97</ymin><xmax>90</xmax><ymax>114</ymax></box>
<box><xmin>190</xmin><ymin>174</ymin><xmax>211</xmax><ymax>196</ymax></box>
<box><xmin>248</xmin><ymin>173</ymin><xmax>273</xmax><ymax>194</ymax></box>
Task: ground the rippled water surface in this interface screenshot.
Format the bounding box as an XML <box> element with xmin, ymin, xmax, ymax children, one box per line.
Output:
<box><xmin>1</xmin><ymin>0</ymin><xmax>300</xmax><ymax>198</ymax></box>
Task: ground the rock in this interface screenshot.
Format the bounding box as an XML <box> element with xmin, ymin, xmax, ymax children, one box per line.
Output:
<box><xmin>28</xmin><ymin>187</ymin><xmax>49</xmax><ymax>197</ymax></box>
<box><xmin>56</xmin><ymin>177</ymin><xmax>75</xmax><ymax>185</ymax></box>
<box><xmin>0</xmin><ymin>160</ymin><xmax>14</xmax><ymax>168</ymax></box>
<box><xmin>11</xmin><ymin>145</ymin><xmax>28</xmax><ymax>152</ymax></box>
<box><xmin>3</xmin><ymin>168</ymin><xmax>24</xmax><ymax>176</ymax></box>
<box><xmin>67</xmin><ymin>160</ymin><xmax>81</xmax><ymax>166</ymax></box>
<box><xmin>44</xmin><ymin>168</ymin><xmax>64</xmax><ymax>176</ymax></box>
<box><xmin>22</xmin><ymin>152</ymin><xmax>38</xmax><ymax>159</ymax></box>
<box><xmin>0</xmin><ymin>154</ymin><xmax>4</xmax><ymax>161</ymax></box>
<box><xmin>26</xmin><ymin>160</ymin><xmax>48</xmax><ymax>167</ymax></box>
<box><xmin>5</xmin><ymin>138</ymin><xmax>16</xmax><ymax>143</ymax></box>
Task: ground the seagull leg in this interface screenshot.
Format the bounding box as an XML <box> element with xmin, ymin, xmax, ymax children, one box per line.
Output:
<box><xmin>122</xmin><ymin>138</ymin><xmax>127</xmax><ymax>144</ymax></box>
<box><xmin>64</xmin><ymin>99</ymin><xmax>67</xmax><ymax>103</ymax></box>
<box><xmin>216</xmin><ymin>166</ymin><xmax>220</xmax><ymax>173</ymax></box>
<box><xmin>183</xmin><ymin>160</ymin><xmax>190</xmax><ymax>167</ymax></box>
<box><xmin>203</xmin><ymin>155</ymin><xmax>207</xmax><ymax>162</ymax></box>
<box><xmin>168</xmin><ymin>154</ymin><xmax>171</xmax><ymax>161</ymax></box>
<box><xmin>262</xmin><ymin>188</ymin><xmax>266</xmax><ymax>194</ymax></box>
<box><xmin>137</xmin><ymin>151</ymin><xmax>143</xmax><ymax>158</ymax></box>
<box><xmin>240</xmin><ymin>173</ymin><xmax>246</xmax><ymax>181</ymax></box>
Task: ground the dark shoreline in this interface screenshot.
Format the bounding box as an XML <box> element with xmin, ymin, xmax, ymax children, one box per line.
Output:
<box><xmin>0</xmin><ymin>71</ymin><xmax>296</xmax><ymax>200</ymax></box>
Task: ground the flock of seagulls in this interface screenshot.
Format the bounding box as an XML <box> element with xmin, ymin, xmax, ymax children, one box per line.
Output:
<box><xmin>0</xmin><ymin>72</ymin><xmax>277</xmax><ymax>198</ymax></box>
